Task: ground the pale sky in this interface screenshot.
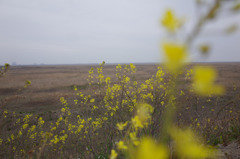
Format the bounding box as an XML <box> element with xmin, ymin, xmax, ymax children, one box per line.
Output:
<box><xmin>0</xmin><ymin>0</ymin><xmax>240</xmax><ymax>65</ymax></box>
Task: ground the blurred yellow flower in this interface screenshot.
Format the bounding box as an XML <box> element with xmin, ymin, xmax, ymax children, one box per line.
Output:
<box><xmin>193</xmin><ymin>66</ymin><xmax>224</xmax><ymax>95</ymax></box>
<box><xmin>117</xmin><ymin>140</ymin><xmax>128</xmax><ymax>150</ymax></box>
<box><xmin>110</xmin><ymin>149</ymin><xmax>118</xmax><ymax>159</ymax></box>
<box><xmin>116</xmin><ymin>121</ymin><xmax>128</xmax><ymax>131</ymax></box>
<box><xmin>134</xmin><ymin>137</ymin><xmax>168</xmax><ymax>159</ymax></box>
<box><xmin>161</xmin><ymin>9</ymin><xmax>182</xmax><ymax>32</ymax></box>
<box><xmin>132</xmin><ymin>116</ymin><xmax>143</xmax><ymax>128</ymax></box>
<box><xmin>90</xmin><ymin>99</ymin><xmax>95</xmax><ymax>103</ymax></box>
<box><xmin>61</xmin><ymin>108</ymin><xmax>66</xmax><ymax>113</ymax></box>
<box><xmin>170</xmin><ymin>127</ymin><xmax>216</xmax><ymax>158</ymax></box>
<box><xmin>162</xmin><ymin>42</ymin><xmax>188</xmax><ymax>72</ymax></box>
<box><xmin>22</xmin><ymin>124</ymin><xmax>28</xmax><ymax>130</ymax></box>
<box><xmin>136</xmin><ymin>103</ymin><xmax>153</xmax><ymax>125</ymax></box>
<box><xmin>129</xmin><ymin>132</ymin><xmax>140</xmax><ymax>146</ymax></box>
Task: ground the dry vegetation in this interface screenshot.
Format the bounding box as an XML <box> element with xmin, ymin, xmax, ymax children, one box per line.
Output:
<box><xmin>0</xmin><ymin>63</ymin><xmax>239</xmax><ymax>158</ymax></box>
<box><xmin>0</xmin><ymin>63</ymin><xmax>239</xmax><ymax>114</ymax></box>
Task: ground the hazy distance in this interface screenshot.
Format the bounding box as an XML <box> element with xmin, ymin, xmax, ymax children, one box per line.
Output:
<box><xmin>0</xmin><ymin>0</ymin><xmax>240</xmax><ymax>65</ymax></box>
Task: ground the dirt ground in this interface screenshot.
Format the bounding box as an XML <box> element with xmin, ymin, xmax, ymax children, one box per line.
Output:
<box><xmin>0</xmin><ymin>62</ymin><xmax>239</xmax><ymax>158</ymax></box>
<box><xmin>0</xmin><ymin>62</ymin><xmax>239</xmax><ymax>113</ymax></box>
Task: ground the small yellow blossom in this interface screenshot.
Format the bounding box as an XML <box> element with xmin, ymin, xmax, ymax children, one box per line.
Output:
<box><xmin>192</xmin><ymin>66</ymin><xmax>224</xmax><ymax>95</ymax></box>
<box><xmin>162</xmin><ymin>42</ymin><xmax>188</xmax><ymax>73</ymax></box>
<box><xmin>61</xmin><ymin>108</ymin><xmax>66</xmax><ymax>113</ymax></box>
<box><xmin>38</xmin><ymin>117</ymin><xmax>45</xmax><ymax>127</ymax></box>
<box><xmin>132</xmin><ymin>116</ymin><xmax>144</xmax><ymax>128</ymax></box>
<box><xmin>22</xmin><ymin>124</ymin><xmax>28</xmax><ymax>130</ymax></box>
<box><xmin>161</xmin><ymin>9</ymin><xmax>183</xmax><ymax>32</ymax></box>
<box><xmin>169</xmin><ymin>127</ymin><xmax>216</xmax><ymax>158</ymax></box>
<box><xmin>105</xmin><ymin>77</ymin><xmax>111</xmax><ymax>84</ymax></box>
<box><xmin>110</xmin><ymin>149</ymin><xmax>118</xmax><ymax>159</ymax></box>
<box><xmin>10</xmin><ymin>134</ymin><xmax>14</xmax><ymax>140</ymax></box>
<box><xmin>18</xmin><ymin>130</ymin><xmax>22</xmax><ymax>137</ymax></box>
<box><xmin>116</xmin><ymin>121</ymin><xmax>128</xmax><ymax>131</ymax></box>
<box><xmin>136</xmin><ymin>103</ymin><xmax>154</xmax><ymax>126</ymax></box>
<box><xmin>130</xmin><ymin>132</ymin><xmax>140</xmax><ymax>146</ymax></box>
<box><xmin>117</xmin><ymin>140</ymin><xmax>128</xmax><ymax>150</ymax></box>
<box><xmin>134</xmin><ymin>137</ymin><xmax>168</xmax><ymax>159</ymax></box>
<box><xmin>90</xmin><ymin>99</ymin><xmax>95</xmax><ymax>103</ymax></box>
<box><xmin>74</xmin><ymin>99</ymin><xmax>78</xmax><ymax>104</ymax></box>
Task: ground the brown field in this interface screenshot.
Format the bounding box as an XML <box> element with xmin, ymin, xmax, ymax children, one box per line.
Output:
<box><xmin>0</xmin><ymin>62</ymin><xmax>239</xmax><ymax>114</ymax></box>
<box><xmin>0</xmin><ymin>62</ymin><xmax>240</xmax><ymax>158</ymax></box>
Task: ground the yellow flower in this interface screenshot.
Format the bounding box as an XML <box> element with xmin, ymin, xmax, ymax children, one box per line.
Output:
<box><xmin>110</xmin><ymin>149</ymin><xmax>118</xmax><ymax>159</ymax></box>
<box><xmin>116</xmin><ymin>121</ymin><xmax>128</xmax><ymax>131</ymax></box>
<box><xmin>131</xmin><ymin>116</ymin><xmax>143</xmax><ymax>128</ymax></box>
<box><xmin>129</xmin><ymin>132</ymin><xmax>140</xmax><ymax>146</ymax></box>
<box><xmin>18</xmin><ymin>130</ymin><xmax>22</xmax><ymax>137</ymax></box>
<box><xmin>22</xmin><ymin>124</ymin><xmax>28</xmax><ymax>129</ymax></box>
<box><xmin>105</xmin><ymin>77</ymin><xmax>111</xmax><ymax>84</ymax></box>
<box><xmin>192</xmin><ymin>66</ymin><xmax>224</xmax><ymax>95</ymax></box>
<box><xmin>134</xmin><ymin>137</ymin><xmax>168</xmax><ymax>159</ymax></box>
<box><xmin>169</xmin><ymin>127</ymin><xmax>216</xmax><ymax>158</ymax></box>
<box><xmin>61</xmin><ymin>108</ymin><xmax>66</xmax><ymax>113</ymax></box>
<box><xmin>11</xmin><ymin>134</ymin><xmax>15</xmax><ymax>140</ymax></box>
<box><xmin>38</xmin><ymin>117</ymin><xmax>45</xmax><ymax>127</ymax></box>
<box><xmin>161</xmin><ymin>9</ymin><xmax>182</xmax><ymax>32</ymax></box>
<box><xmin>117</xmin><ymin>140</ymin><xmax>128</xmax><ymax>150</ymax></box>
<box><xmin>162</xmin><ymin>42</ymin><xmax>188</xmax><ymax>73</ymax></box>
<box><xmin>137</xmin><ymin>103</ymin><xmax>153</xmax><ymax>123</ymax></box>
<box><xmin>90</xmin><ymin>99</ymin><xmax>95</xmax><ymax>103</ymax></box>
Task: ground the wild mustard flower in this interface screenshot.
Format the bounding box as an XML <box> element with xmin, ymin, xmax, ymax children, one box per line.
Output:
<box><xmin>180</xmin><ymin>90</ymin><xmax>185</xmax><ymax>96</ymax></box>
<box><xmin>129</xmin><ymin>132</ymin><xmax>140</xmax><ymax>146</ymax></box>
<box><xmin>22</xmin><ymin>124</ymin><xmax>28</xmax><ymax>129</ymax></box>
<box><xmin>23</xmin><ymin>114</ymin><xmax>31</xmax><ymax>122</ymax></box>
<box><xmin>38</xmin><ymin>117</ymin><xmax>45</xmax><ymax>127</ymax></box>
<box><xmin>10</xmin><ymin>134</ymin><xmax>14</xmax><ymax>140</ymax></box>
<box><xmin>132</xmin><ymin>116</ymin><xmax>144</xmax><ymax>128</ymax></box>
<box><xmin>162</xmin><ymin>42</ymin><xmax>188</xmax><ymax>73</ymax></box>
<box><xmin>137</xmin><ymin>103</ymin><xmax>153</xmax><ymax>124</ymax></box>
<box><xmin>24</xmin><ymin>80</ymin><xmax>31</xmax><ymax>88</ymax></box>
<box><xmin>105</xmin><ymin>77</ymin><xmax>111</xmax><ymax>84</ymax></box>
<box><xmin>116</xmin><ymin>121</ymin><xmax>128</xmax><ymax>131</ymax></box>
<box><xmin>3</xmin><ymin>110</ymin><xmax>8</xmax><ymax>118</ymax></box>
<box><xmin>133</xmin><ymin>137</ymin><xmax>168</xmax><ymax>159</ymax></box>
<box><xmin>61</xmin><ymin>108</ymin><xmax>65</xmax><ymax>113</ymax></box>
<box><xmin>170</xmin><ymin>127</ymin><xmax>216</xmax><ymax>158</ymax></box>
<box><xmin>117</xmin><ymin>140</ymin><xmax>128</xmax><ymax>150</ymax></box>
<box><xmin>28</xmin><ymin>125</ymin><xmax>36</xmax><ymax>133</ymax></box>
<box><xmin>51</xmin><ymin>127</ymin><xmax>56</xmax><ymax>132</ymax></box>
<box><xmin>161</xmin><ymin>9</ymin><xmax>182</xmax><ymax>32</ymax></box>
<box><xmin>50</xmin><ymin>135</ymin><xmax>60</xmax><ymax>144</ymax></box>
<box><xmin>90</xmin><ymin>99</ymin><xmax>95</xmax><ymax>103</ymax></box>
<box><xmin>18</xmin><ymin>130</ymin><xmax>22</xmax><ymax>137</ymax></box>
<box><xmin>130</xmin><ymin>63</ymin><xmax>136</xmax><ymax>73</ymax></box>
<box><xmin>193</xmin><ymin>66</ymin><xmax>224</xmax><ymax>95</ymax></box>
<box><xmin>116</xmin><ymin>64</ymin><xmax>122</xmax><ymax>73</ymax></box>
<box><xmin>74</xmin><ymin>99</ymin><xmax>78</xmax><ymax>104</ymax></box>
<box><xmin>110</xmin><ymin>149</ymin><xmax>118</xmax><ymax>159</ymax></box>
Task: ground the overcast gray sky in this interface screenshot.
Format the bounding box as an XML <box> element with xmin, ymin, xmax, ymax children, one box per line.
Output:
<box><xmin>0</xmin><ymin>0</ymin><xmax>240</xmax><ymax>65</ymax></box>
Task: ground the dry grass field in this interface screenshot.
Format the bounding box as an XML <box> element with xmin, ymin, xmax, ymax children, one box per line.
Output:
<box><xmin>0</xmin><ymin>62</ymin><xmax>240</xmax><ymax>158</ymax></box>
<box><xmin>0</xmin><ymin>63</ymin><xmax>239</xmax><ymax>114</ymax></box>
<box><xmin>0</xmin><ymin>64</ymin><xmax>161</xmax><ymax>113</ymax></box>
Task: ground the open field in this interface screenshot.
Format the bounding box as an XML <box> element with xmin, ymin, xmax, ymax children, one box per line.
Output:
<box><xmin>0</xmin><ymin>62</ymin><xmax>240</xmax><ymax>158</ymax></box>
<box><xmin>0</xmin><ymin>63</ymin><xmax>239</xmax><ymax>113</ymax></box>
